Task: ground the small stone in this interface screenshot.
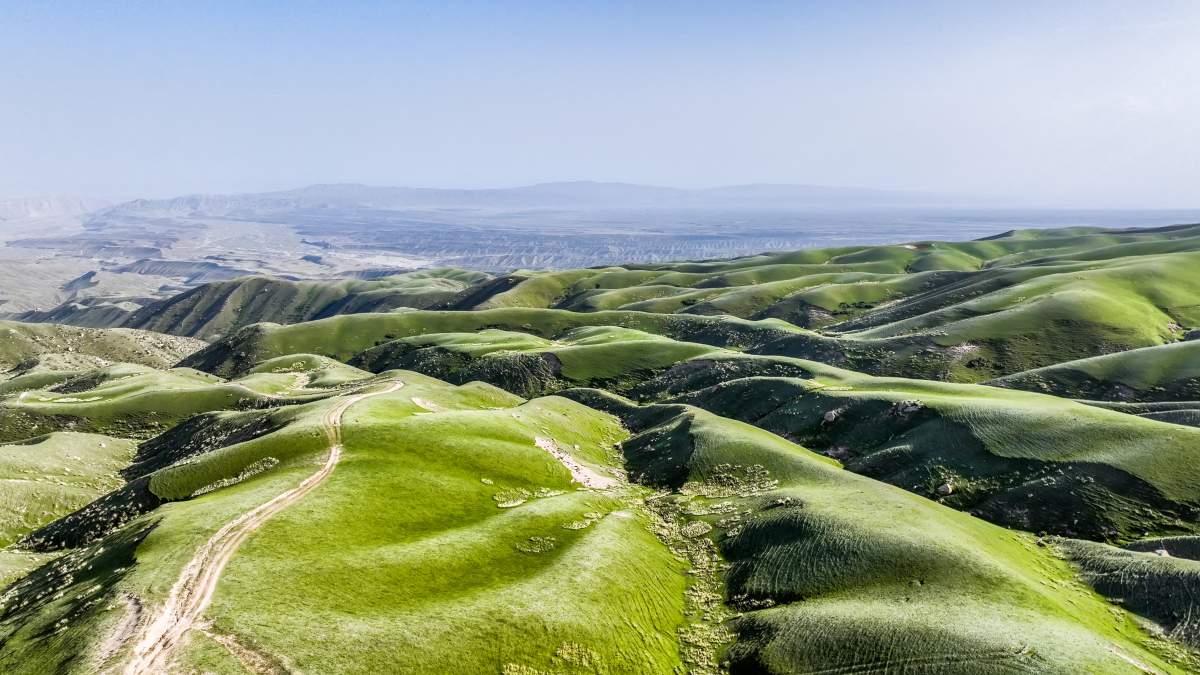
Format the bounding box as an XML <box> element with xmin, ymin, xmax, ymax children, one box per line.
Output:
<box><xmin>936</xmin><ymin>483</ymin><xmax>953</xmax><ymax>496</ymax></box>
<box><xmin>823</xmin><ymin>411</ymin><xmax>838</xmax><ymax>422</ymax></box>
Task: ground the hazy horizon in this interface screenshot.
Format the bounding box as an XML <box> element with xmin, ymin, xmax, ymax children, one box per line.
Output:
<box><xmin>3</xmin><ymin>1</ymin><xmax>1200</xmax><ymax>207</ymax></box>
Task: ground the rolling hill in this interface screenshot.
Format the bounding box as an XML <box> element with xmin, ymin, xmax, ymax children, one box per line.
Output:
<box><xmin>16</xmin><ymin>221</ymin><xmax>1198</xmax><ymax>386</ymax></box>
<box><xmin>1</xmin><ymin>222</ymin><xmax>1200</xmax><ymax>672</ymax></box>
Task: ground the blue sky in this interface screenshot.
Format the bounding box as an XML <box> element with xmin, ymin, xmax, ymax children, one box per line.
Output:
<box><xmin>1</xmin><ymin>1</ymin><xmax>1199</xmax><ymax>205</ymax></box>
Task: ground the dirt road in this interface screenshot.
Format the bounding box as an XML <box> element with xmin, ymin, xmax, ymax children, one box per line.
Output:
<box><xmin>123</xmin><ymin>380</ymin><xmax>404</xmax><ymax>674</ymax></box>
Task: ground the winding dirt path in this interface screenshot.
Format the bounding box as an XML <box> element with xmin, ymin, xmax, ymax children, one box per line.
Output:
<box><xmin>123</xmin><ymin>380</ymin><xmax>404</xmax><ymax>674</ymax></box>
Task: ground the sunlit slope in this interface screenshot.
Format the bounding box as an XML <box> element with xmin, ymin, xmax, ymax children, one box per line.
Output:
<box><xmin>989</xmin><ymin>339</ymin><xmax>1200</xmax><ymax>402</ymax></box>
<box><xmin>319</xmin><ymin>328</ymin><xmax>1200</xmax><ymax>542</ymax></box>
<box><xmin>0</xmin><ymin>375</ymin><xmax>701</xmax><ymax>675</ymax></box>
<box><xmin>0</xmin><ymin>321</ymin><xmax>204</xmax><ymax>370</ymax></box>
<box><xmin>628</xmin><ymin>352</ymin><xmax>1200</xmax><ymax>542</ymax></box>
<box><xmin>0</xmin><ymin>358</ymin><xmax>375</xmax><ymax>442</ymax></box>
<box><xmin>122</xmin><ymin>267</ymin><xmax>493</xmax><ymax>340</ymax></box>
<box><xmin>182</xmin><ymin>318</ymin><xmax>1200</xmax><ymax>542</ymax></box>
<box><xmin>0</xmin><ymin>431</ymin><xmax>133</xmax><ymax>581</ymax></box>
<box><xmin>349</xmin><ymin>326</ymin><xmax>721</xmax><ymax>397</ymax></box>
<box><xmin>0</xmin><ymin>365</ymin><xmax>1195</xmax><ymax>672</ymax></box>
<box><xmin>560</xmin><ymin>390</ymin><xmax>1193</xmax><ymax>673</ymax></box>
<box><xmin>178</xmin><ymin>249</ymin><xmax>1200</xmax><ymax>385</ymax></box>
<box><xmin>477</xmin><ymin>223</ymin><xmax>1200</xmax><ymax>314</ymax></box>
<box><xmin>461</xmin><ymin>224</ymin><xmax>1200</xmax><ymax>381</ymax></box>
<box><xmin>179</xmin><ymin>309</ymin><xmax>800</xmax><ymax>377</ymax></box>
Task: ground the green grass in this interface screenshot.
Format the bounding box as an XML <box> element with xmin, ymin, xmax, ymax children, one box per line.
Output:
<box><xmin>990</xmin><ymin>340</ymin><xmax>1200</xmax><ymax>402</ymax></box>
<box><xmin>5</xmin><ymin>223</ymin><xmax>1200</xmax><ymax>671</ymax></box>
<box><xmin>349</xmin><ymin>326</ymin><xmax>721</xmax><ymax>397</ymax></box>
<box><xmin>181</xmin><ymin>308</ymin><xmax>801</xmax><ymax>378</ymax></box>
<box><xmin>558</xmin><ymin>391</ymin><xmax>1194</xmax><ymax>674</ymax></box>
<box><xmin>0</xmin><ymin>359</ymin><xmax>375</xmax><ymax>442</ymax></box>
<box><xmin>0</xmin><ymin>433</ymin><xmax>134</xmax><ymax>546</ymax></box>
<box><xmin>1061</xmin><ymin>538</ymin><xmax>1200</xmax><ymax>652</ymax></box>
<box><xmin>0</xmin><ymin>321</ymin><xmax>204</xmax><ymax>371</ymax></box>
<box><xmin>632</xmin><ymin>351</ymin><xmax>1200</xmax><ymax>541</ymax></box>
<box><xmin>0</xmin><ymin>375</ymin><xmax>697</xmax><ymax>675</ymax></box>
<box><xmin>124</xmin><ymin>267</ymin><xmax>495</xmax><ymax>340</ymax></box>
<box><xmin>180</xmin><ymin>240</ymin><xmax>1200</xmax><ymax>385</ymax></box>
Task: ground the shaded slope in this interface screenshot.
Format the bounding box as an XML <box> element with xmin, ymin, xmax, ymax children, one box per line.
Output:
<box><xmin>123</xmin><ymin>267</ymin><xmax>492</xmax><ymax>340</ymax></box>
<box><xmin>179</xmin><ymin>309</ymin><xmax>799</xmax><ymax>378</ymax></box>
<box><xmin>559</xmin><ymin>390</ymin><xmax>1194</xmax><ymax>674</ymax></box>
<box><xmin>635</xmin><ymin>352</ymin><xmax>1200</xmax><ymax>541</ymax></box>
<box><xmin>989</xmin><ymin>340</ymin><xmax>1200</xmax><ymax>402</ymax></box>
<box><xmin>349</xmin><ymin>326</ymin><xmax>720</xmax><ymax>397</ymax></box>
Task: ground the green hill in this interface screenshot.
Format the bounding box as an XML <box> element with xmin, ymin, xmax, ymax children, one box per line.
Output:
<box><xmin>16</xmin><ymin>223</ymin><xmax>1200</xmax><ymax>384</ymax></box>
<box><xmin>3</xmin><ymin>224</ymin><xmax>1200</xmax><ymax>670</ymax></box>
<box><xmin>161</xmin><ymin>223</ymin><xmax>1200</xmax><ymax>383</ymax></box>
<box><xmin>122</xmin><ymin>267</ymin><xmax>494</xmax><ymax>340</ymax></box>
<box><xmin>178</xmin><ymin>308</ymin><xmax>799</xmax><ymax>378</ymax></box>
<box><xmin>0</xmin><ymin>356</ymin><xmax>375</xmax><ymax>442</ymax></box>
<box><xmin>1</xmin><ymin>371</ymin><xmax>1193</xmax><ymax>673</ymax></box>
<box><xmin>633</xmin><ymin>352</ymin><xmax>1200</xmax><ymax>541</ymax></box>
<box><xmin>988</xmin><ymin>340</ymin><xmax>1200</xmax><ymax>402</ymax></box>
<box><xmin>0</xmin><ymin>321</ymin><xmax>204</xmax><ymax>371</ymax></box>
<box><xmin>562</xmin><ymin>391</ymin><xmax>1197</xmax><ymax>672</ymax></box>
<box><xmin>332</xmin><ymin>326</ymin><xmax>1200</xmax><ymax>542</ymax></box>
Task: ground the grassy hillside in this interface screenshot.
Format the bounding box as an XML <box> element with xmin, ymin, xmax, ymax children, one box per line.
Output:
<box><xmin>334</xmin><ymin>324</ymin><xmax>1200</xmax><ymax>543</ymax></box>
<box><xmin>2</xmin><ymin>371</ymin><xmax>1193</xmax><ymax>673</ymax></box>
<box><xmin>454</xmin><ymin>224</ymin><xmax>1200</xmax><ymax>381</ymax></box>
<box><xmin>174</xmin><ymin>233</ymin><xmax>1200</xmax><ymax>384</ymax></box>
<box><xmin>12</xmin><ymin>222</ymin><xmax>1197</xmax><ymax>382</ymax></box>
<box><xmin>0</xmin><ymin>357</ymin><xmax>374</xmax><ymax>442</ymax></box>
<box><xmin>122</xmin><ymin>267</ymin><xmax>493</xmax><ymax>340</ymax></box>
<box><xmin>0</xmin><ymin>431</ymin><xmax>135</xmax><ymax>586</ymax></box>
<box><xmin>2</xmin><ymin>223</ymin><xmax>1200</xmax><ymax>671</ymax></box>
<box><xmin>560</xmin><ymin>391</ymin><xmax>1196</xmax><ymax>672</ymax></box>
<box><xmin>635</xmin><ymin>352</ymin><xmax>1200</xmax><ymax>541</ymax></box>
<box><xmin>0</xmin><ymin>375</ymin><xmax>705</xmax><ymax>674</ymax></box>
<box><xmin>179</xmin><ymin>308</ymin><xmax>800</xmax><ymax>377</ymax></box>
<box><xmin>989</xmin><ymin>340</ymin><xmax>1200</xmax><ymax>402</ymax></box>
<box><xmin>0</xmin><ymin>321</ymin><xmax>203</xmax><ymax>370</ymax></box>
<box><xmin>349</xmin><ymin>326</ymin><xmax>721</xmax><ymax>397</ymax></box>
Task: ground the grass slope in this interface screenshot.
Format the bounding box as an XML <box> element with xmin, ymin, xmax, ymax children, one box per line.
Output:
<box><xmin>560</xmin><ymin>390</ymin><xmax>1194</xmax><ymax>674</ymax></box>
<box><xmin>0</xmin><ymin>374</ymin><xmax>700</xmax><ymax>675</ymax></box>
<box><xmin>349</xmin><ymin>326</ymin><xmax>720</xmax><ymax>397</ymax></box>
<box><xmin>459</xmin><ymin>224</ymin><xmax>1200</xmax><ymax>382</ymax></box>
<box><xmin>989</xmin><ymin>340</ymin><xmax>1200</xmax><ymax>402</ymax></box>
<box><xmin>180</xmin><ymin>308</ymin><xmax>799</xmax><ymax>378</ymax></box>
<box><xmin>630</xmin><ymin>352</ymin><xmax>1200</xmax><ymax>542</ymax></box>
<box><xmin>0</xmin><ymin>321</ymin><xmax>203</xmax><ymax>371</ymax></box>
<box><xmin>122</xmin><ymin>267</ymin><xmax>493</xmax><ymax>340</ymax></box>
<box><xmin>0</xmin><ymin>357</ymin><xmax>373</xmax><ymax>442</ymax></box>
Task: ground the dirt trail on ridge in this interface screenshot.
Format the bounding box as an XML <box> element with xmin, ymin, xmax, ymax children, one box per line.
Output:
<box><xmin>122</xmin><ymin>379</ymin><xmax>404</xmax><ymax>674</ymax></box>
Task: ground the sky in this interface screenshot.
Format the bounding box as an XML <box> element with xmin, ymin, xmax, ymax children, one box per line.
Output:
<box><xmin>1</xmin><ymin>0</ymin><xmax>1199</xmax><ymax>206</ymax></box>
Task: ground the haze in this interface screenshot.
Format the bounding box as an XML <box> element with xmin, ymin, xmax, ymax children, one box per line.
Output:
<box><xmin>2</xmin><ymin>0</ymin><xmax>1199</xmax><ymax>207</ymax></box>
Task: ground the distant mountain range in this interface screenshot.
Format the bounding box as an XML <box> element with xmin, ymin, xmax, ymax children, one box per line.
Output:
<box><xmin>100</xmin><ymin>181</ymin><xmax>1008</xmax><ymax>218</ymax></box>
<box><xmin>0</xmin><ymin>195</ymin><xmax>110</xmax><ymax>220</ymax></box>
